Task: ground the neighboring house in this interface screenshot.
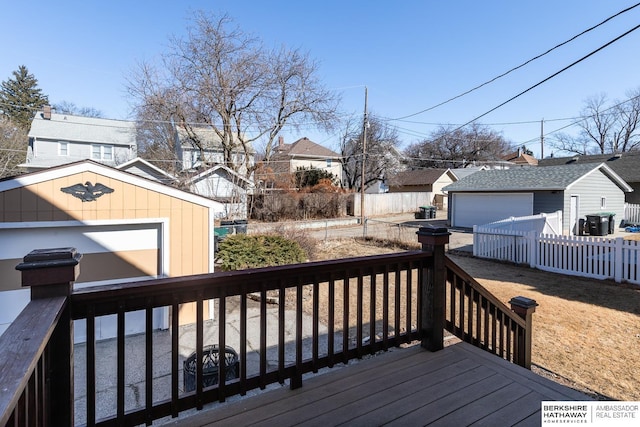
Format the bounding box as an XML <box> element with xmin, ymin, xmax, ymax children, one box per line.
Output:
<box><xmin>185</xmin><ymin>164</ymin><xmax>254</xmax><ymax>219</ymax></box>
<box><xmin>116</xmin><ymin>157</ymin><xmax>178</xmax><ymax>185</ymax></box>
<box><xmin>20</xmin><ymin>106</ymin><xmax>137</xmax><ymax>172</ymax></box>
<box><xmin>443</xmin><ymin>163</ymin><xmax>632</xmax><ymax>234</ymax></box>
<box><xmin>539</xmin><ymin>152</ymin><xmax>640</xmax><ymax>204</ymax></box>
<box><xmin>0</xmin><ymin>160</ymin><xmax>224</xmax><ymax>336</ymax></box>
<box><xmin>501</xmin><ymin>149</ymin><xmax>539</xmax><ymax>166</ymax></box>
<box><xmin>271</xmin><ymin>136</ymin><xmax>342</xmax><ymax>184</ymax></box>
<box><xmin>387</xmin><ymin>168</ymin><xmax>457</xmax><ymax>209</ymax></box>
<box><xmin>176</xmin><ymin>125</ymin><xmax>255</xmax><ymax>176</ymax></box>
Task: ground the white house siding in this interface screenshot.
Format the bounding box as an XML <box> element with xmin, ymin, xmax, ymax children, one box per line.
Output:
<box><xmin>29</xmin><ymin>138</ymin><xmax>134</xmax><ymax>168</ymax></box>
<box><xmin>432</xmin><ymin>173</ymin><xmax>455</xmax><ymax>208</ymax></box>
<box><xmin>564</xmin><ymin>170</ymin><xmax>626</xmax><ymax>231</ymax></box>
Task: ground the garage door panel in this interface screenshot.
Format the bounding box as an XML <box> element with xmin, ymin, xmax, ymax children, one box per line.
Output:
<box><xmin>453</xmin><ymin>193</ymin><xmax>533</xmax><ymax>228</ymax></box>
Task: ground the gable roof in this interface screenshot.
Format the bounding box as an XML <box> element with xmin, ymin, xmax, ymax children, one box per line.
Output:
<box><xmin>0</xmin><ymin>160</ymin><xmax>224</xmax><ymax>210</ymax></box>
<box><xmin>538</xmin><ymin>152</ymin><xmax>640</xmax><ymax>182</ymax></box>
<box><xmin>29</xmin><ymin>111</ymin><xmax>136</xmax><ymax>146</ymax></box>
<box><xmin>450</xmin><ymin>165</ymin><xmax>489</xmax><ymax>180</ymax></box>
<box><xmin>116</xmin><ymin>157</ymin><xmax>177</xmax><ymax>183</ymax></box>
<box><xmin>276</xmin><ymin>137</ymin><xmax>340</xmax><ymax>159</ymax></box>
<box><xmin>501</xmin><ymin>150</ymin><xmax>538</xmax><ymax>166</ymax></box>
<box><xmin>388</xmin><ymin>168</ymin><xmax>454</xmax><ymax>186</ymax></box>
<box><xmin>185</xmin><ymin>164</ymin><xmax>253</xmax><ymax>187</ymax></box>
<box><xmin>176</xmin><ymin>126</ymin><xmax>255</xmax><ymax>153</ymax></box>
<box><xmin>443</xmin><ymin>163</ymin><xmax>632</xmax><ymax>193</ymax></box>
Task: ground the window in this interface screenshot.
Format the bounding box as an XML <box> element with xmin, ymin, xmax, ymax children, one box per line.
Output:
<box><xmin>91</xmin><ymin>144</ymin><xmax>114</xmax><ymax>161</ymax></box>
<box><xmin>326</xmin><ymin>159</ymin><xmax>332</xmax><ymax>168</ymax></box>
<box><xmin>103</xmin><ymin>145</ymin><xmax>113</xmax><ymax>161</ymax></box>
<box><xmin>600</xmin><ymin>197</ymin><xmax>606</xmax><ymax>209</ymax></box>
<box><xmin>59</xmin><ymin>141</ymin><xmax>68</xmax><ymax>156</ymax></box>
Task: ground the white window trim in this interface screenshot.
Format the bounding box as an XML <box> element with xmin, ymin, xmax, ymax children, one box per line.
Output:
<box><xmin>58</xmin><ymin>141</ymin><xmax>68</xmax><ymax>156</ymax></box>
<box><xmin>600</xmin><ymin>197</ymin><xmax>607</xmax><ymax>209</ymax></box>
<box><xmin>91</xmin><ymin>144</ymin><xmax>115</xmax><ymax>161</ymax></box>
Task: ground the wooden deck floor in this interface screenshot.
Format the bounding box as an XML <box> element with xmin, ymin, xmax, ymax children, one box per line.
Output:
<box><xmin>171</xmin><ymin>341</ymin><xmax>590</xmax><ymax>426</ymax></box>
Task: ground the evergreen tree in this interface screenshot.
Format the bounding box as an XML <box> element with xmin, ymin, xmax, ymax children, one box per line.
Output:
<box><xmin>0</xmin><ymin>65</ymin><xmax>49</xmax><ymax>130</ymax></box>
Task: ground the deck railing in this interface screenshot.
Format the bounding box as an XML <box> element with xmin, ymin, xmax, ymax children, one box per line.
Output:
<box><xmin>0</xmin><ymin>227</ymin><xmax>536</xmax><ymax>426</ymax></box>
<box><xmin>445</xmin><ymin>256</ymin><xmax>537</xmax><ymax>368</ymax></box>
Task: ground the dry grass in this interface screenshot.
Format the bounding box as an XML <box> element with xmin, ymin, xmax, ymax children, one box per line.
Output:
<box><xmin>313</xmin><ymin>238</ymin><xmax>640</xmax><ymax>401</ymax></box>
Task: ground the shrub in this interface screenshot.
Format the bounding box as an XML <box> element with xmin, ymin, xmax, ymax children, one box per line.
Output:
<box><xmin>273</xmin><ymin>224</ymin><xmax>319</xmax><ymax>260</ymax></box>
<box><xmin>216</xmin><ymin>234</ymin><xmax>307</xmax><ymax>271</ymax></box>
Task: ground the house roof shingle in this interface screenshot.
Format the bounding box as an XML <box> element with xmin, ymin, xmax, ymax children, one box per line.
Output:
<box><xmin>276</xmin><ymin>137</ymin><xmax>340</xmax><ymax>159</ymax></box>
<box><xmin>538</xmin><ymin>152</ymin><xmax>640</xmax><ymax>183</ymax></box>
<box><xmin>29</xmin><ymin>112</ymin><xmax>136</xmax><ymax>146</ymax></box>
<box><xmin>443</xmin><ymin>163</ymin><xmax>632</xmax><ymax>192</ymax></box>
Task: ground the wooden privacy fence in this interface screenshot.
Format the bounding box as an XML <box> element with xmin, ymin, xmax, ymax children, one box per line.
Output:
<box><xmin>474</xmin><ymin>227</ymin><xmax>640</xmax><ymax>285</ymax></box>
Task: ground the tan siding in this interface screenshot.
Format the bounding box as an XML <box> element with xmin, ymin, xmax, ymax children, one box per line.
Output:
<box><xmin>77</xmin><ymin>250</ymin><xmax>159</xmax><ymax>283</ymax></box>
<box><xmin>1</xmin><ymin>171</ymin><xmax>212</xmax><ymax>278</ymax></box>
<box><xmin>181</xmin><ymin>200</ymin><xmax>194</xmax><ymax>274</ymax></box>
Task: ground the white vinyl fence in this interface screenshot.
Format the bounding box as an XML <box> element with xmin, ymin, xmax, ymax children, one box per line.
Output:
<box><xmin>624</xmin><ymin>203</ymin><xmax>640</xmax><ymax>225</ymax></box>
<box><xmin>480</xmin><ymin>210</ymin><xmax>563</xmax><ymax>235</ymax></box>
<box><xmin>473</xmin><ymin>228</ymin><xmax>640</xmax><ymax>285</ymax></box>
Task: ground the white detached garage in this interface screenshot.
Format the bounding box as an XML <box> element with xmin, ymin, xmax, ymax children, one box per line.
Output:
<box><xmin>443</xmin><ymin>163</ymin><xmax>632</xmax><ymax>233</ymax></box>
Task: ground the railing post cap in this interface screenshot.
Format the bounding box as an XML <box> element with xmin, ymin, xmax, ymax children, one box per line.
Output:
<box><xmin>509</xmin><ymin>296</ymin><xmax>538</xmax><ymax>310</ymax></box>
<box><xmin>16</xmin><ymin>248</ymin><xmax>82</xmax><ymax>271</ymax></box>
<box><xmin>417</xmin><ymin>226</ymin><xmax>450</xmax><ymax>236</ymax></box>
<box><xmin>417</xmin><ymin>226</ymin><xmax>451</xmax><ymax>247</ymax></box>
<box><xmin>16</xmin><ymin>248</ymin><xmax>82</xmax><ymax>291</ymax></box>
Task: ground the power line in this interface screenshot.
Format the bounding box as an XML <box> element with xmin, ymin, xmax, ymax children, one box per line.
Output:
<box><xmin>453</xmin><ymin>22</ymin><xmax>640</xmax><ymax>133</ymax></box>
<box><xmin>389</xmin><ymin>2</ymin><xmax>640</xmax><ymax>121</ymax></box>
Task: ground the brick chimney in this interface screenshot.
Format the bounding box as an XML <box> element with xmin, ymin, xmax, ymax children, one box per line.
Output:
<box><xmin>43</xmin><ymin>105</ymin><xmax>52</xmax><ymax>120</ymax></box>
<box><xmin>278</xmin><ymin>136</ymin><xmax>284</xmax><ymax>150</ymax></box>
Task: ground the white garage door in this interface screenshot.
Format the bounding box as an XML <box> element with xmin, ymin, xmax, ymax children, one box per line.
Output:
<box><xmin>452</xmin><ymin>193</ymin><xmax>534</xmax><ymax>228</ymax></box>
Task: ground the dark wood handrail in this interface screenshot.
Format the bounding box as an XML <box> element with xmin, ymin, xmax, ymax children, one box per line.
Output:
<box><xmin>0</xmin><ymin>296</ymin><xmax>67</xmax><ymax>426</ymax></box>
<box><xmin>70</xmin><ymin>251</ymin><xmax>430</xmax><ymax>317</ymax></box>
<box><xmin>444</xmin><ymin>256</ymin><xmax>533</xmax><ymax>367</ymax></box>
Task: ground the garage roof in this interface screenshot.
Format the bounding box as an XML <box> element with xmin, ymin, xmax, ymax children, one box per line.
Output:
<box><xmin>442</xmin><ymin>163</ymin><xmax>633</xmax><ymax>192</ymax></box>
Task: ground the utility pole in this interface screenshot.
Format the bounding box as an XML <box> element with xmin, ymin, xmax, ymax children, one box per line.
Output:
<box><xmin>360</xmin><ymin>87</ymin><xmax>368</xmax><ymax>226</ymax></box>
<box><xmin>540</xmin><ymin>119</ymin><xmax>544</xmax><ymax>159</ymax></box>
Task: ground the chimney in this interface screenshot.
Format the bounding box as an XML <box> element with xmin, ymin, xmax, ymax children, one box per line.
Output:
<box><xmin>278</xmin><ymin>136</ymin><xmax>284</xmax><ymax>150</ymax></box>
<box><xmin>43</xmin><ymin>105</ymin><xmax>52</xmax><ymax>120</ymax></box>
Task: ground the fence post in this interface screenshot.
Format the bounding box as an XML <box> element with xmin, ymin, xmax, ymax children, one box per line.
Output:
<box><xmin>529</xmin><ymin>230</ymin><xmax>537</xmax><ymax>268</ymax></box>
<box><xmin>417</xmin><ymin>226</ymin><xmax>451</xmax><ymax>352</ymax></box>
<box><xmin>472</xmin><ymin>225</ymin><xmax>478</xmax><ymax>257</ymax></box>
<box><xmin>614</xmin><ymin>237</ymin><xmax>624</xmax><ymax>283</ymax></box>
<box><xmin>16</xmin><ymin>247</ymin><xmax>83</xmax><ymax>426</ymax></box>
<box><xmin>509</xmin><ymin>296</ymin><xmax>538</xmax><ymax>369</ymax></box>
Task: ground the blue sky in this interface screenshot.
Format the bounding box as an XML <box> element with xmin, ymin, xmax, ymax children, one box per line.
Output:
<box><xmin>2</xmin><ymin>1</ymin><xmax>640</xmax><ymax>158</ymax></box>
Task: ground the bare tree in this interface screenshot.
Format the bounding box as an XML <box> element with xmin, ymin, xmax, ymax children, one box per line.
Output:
<box><xmin>127</xmin><ymin>12</ymin><xmax>340</xmax><ymax>177</ymax></box>
<box><xmin>404</xmin><ymin>123</ymin><xmax>511</xmax><ymax>168</ymax></box>
<box><xmin>0</xmin><ymin>117</ymin><xmax>28</xmax><ymax>178</ymax></box>
<box><xmin>550</xmin><ymin>90</ymin><xmax>640</xmax><ymax>155</ymax></box>
<box><xmin>53</xmin><ymin>101</ymin><xmax>103</xmax><ymax>118</ymax></box>
<box><xmin>340</xmin><ymin>115</ymin><xmax>403</xmax><ymax>191</ymax></box>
